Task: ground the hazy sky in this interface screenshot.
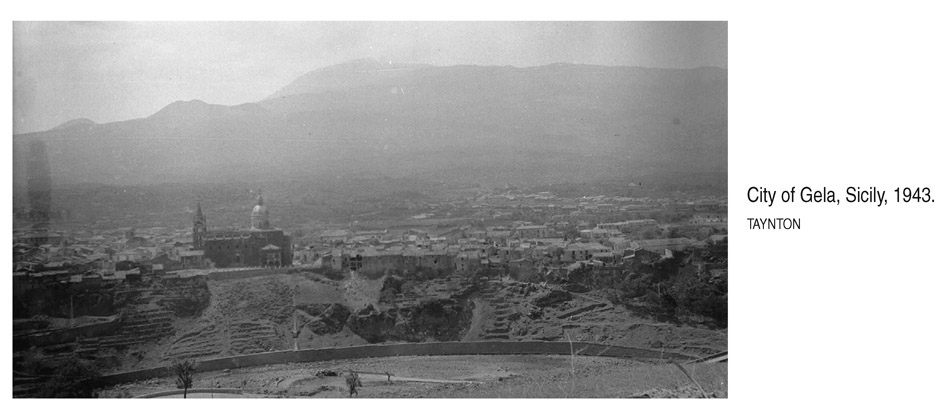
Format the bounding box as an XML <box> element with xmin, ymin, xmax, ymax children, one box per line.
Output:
<box><xmin>13</xmin><ymin>21</ymin><xmax>727</xmax><ymax>134</ymax></box>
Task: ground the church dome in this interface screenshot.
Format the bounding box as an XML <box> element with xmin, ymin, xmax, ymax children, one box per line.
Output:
<box><xmin>251</xmin><ymin>192</ymin><xmax>270</xmax><ymax>230</ymax></box>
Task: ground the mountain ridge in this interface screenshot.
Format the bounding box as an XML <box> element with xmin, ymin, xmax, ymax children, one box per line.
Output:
<box><xmin>17</xmin><ymin>60</ymin><xmax>726</xmax><ymax>136</ymax></box>
<box><xmin>13</xmin><ymin>59</ymin><xmax>727</xmax><ymax>188</ymax></box>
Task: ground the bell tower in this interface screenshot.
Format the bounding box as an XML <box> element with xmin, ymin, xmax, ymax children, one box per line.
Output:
<box><xmin>193</xmin><ymin>201</ymin><xmax>206</xmax><ymax>249</ymax></box>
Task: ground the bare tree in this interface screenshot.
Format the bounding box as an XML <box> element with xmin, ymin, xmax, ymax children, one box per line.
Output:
<box><xmin>172</xmin><ymin>360</ymin><xmax>196</xmax><ymax>398</ymax></box>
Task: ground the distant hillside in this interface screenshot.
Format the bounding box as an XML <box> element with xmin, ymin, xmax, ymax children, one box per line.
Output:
<box><xmin>51</xmin><ymin>118</ymin><xmax>97</xmax><ymax>132</ymax></box>
<box><xmin>12</xmin><ymin>59</ymin><xmax>727</xmax><ymax>188</ymax></box>
<box><xmin>267</xmin><ymin>58</ymin><xmax>434</xmax><ymax>99</ymax></box>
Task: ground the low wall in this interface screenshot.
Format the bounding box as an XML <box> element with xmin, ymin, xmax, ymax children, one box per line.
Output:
<box><xmin>100</xmin><ymin>340</ymin><xmax>695</xmax><ymax>386</ymax></box>
<box><xmin>135</xmin><ymin>388</ymin><xmax>244</xmax><ymax>398</ymax></box>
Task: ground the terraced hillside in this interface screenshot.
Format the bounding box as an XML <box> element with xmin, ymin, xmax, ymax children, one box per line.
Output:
<box><xmin>370</xmin><ymin>273</ymin><xmax>724</xmax><ymax>357</ymax></box>
<box><xmin>163</xmin><ymin>273</ymin><xmax>378</xmax><ymax>366</ymax></box>
<box><xmin>458</xmin><ymin>279</ymin><xmax>725</xmax><ymax>357</ymax></box>
<box><xmin>13</xmin><ymin>279</ymin><xmax>212</xmax><ymax>395</ymax></box>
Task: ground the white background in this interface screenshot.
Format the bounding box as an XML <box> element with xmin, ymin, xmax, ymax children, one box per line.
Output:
<box><xmin>4</xmin><ymin>1</ymin><xmax>951</xmax><ymax>410</ymax></box>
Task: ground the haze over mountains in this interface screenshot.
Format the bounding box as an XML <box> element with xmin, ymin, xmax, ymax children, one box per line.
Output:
<box><xmin>12</xmin><ymin>59</ymin><xmax>727</xmax><ymax>189</ymax></box>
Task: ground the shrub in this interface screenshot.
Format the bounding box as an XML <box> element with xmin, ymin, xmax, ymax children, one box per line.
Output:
<box><xmin>34</xmin><ymin>357</ymin><xmax>102</xmax><ymax>398</ymax></box>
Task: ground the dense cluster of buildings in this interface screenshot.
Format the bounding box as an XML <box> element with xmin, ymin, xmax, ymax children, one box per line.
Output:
<box><xmin>13</xmin><ymin>186</ymin><xmax>725</xmax><ymax>292</ymax></box>
<box><xmin>294</xmin><ymin>190</ymin><xmax>727</xmax><ymax>281</ymax></box>
<box><xmin>301</xmin><ymin>222</ymin><xmax>708</xmax><ymax>279</ymax></box>
<box><xmin>13</xmin><ymin>194</ymin><xmax>293</xmax><ymax>292</ymax></box>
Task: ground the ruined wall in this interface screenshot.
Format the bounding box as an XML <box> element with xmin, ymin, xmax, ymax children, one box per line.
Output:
<box><xmin>353</xmin><ymin>253</ymin><xmax>456</xmax><ymax>277</ymax></box>
<box><xmin>356</xmin><ymin>254</ymin><xmax>403</xmax><ymax>276</ymax></box>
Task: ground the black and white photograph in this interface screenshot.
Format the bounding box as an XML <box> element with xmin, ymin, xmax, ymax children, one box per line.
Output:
<box><xmin>11</xmin><ymin>21</ymin><xmax>728</xmax><ymax>398</ymax></box>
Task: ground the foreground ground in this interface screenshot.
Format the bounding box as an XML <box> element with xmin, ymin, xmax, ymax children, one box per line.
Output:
<box><xmin>101</xmin><ymin>354</ymin><xmax>727</xmax><ymax>398</ymax></box>
<box><xmin>15</xmin><ymin>270</ymin><xmax>726</xmax><ymax>398</ymax></box>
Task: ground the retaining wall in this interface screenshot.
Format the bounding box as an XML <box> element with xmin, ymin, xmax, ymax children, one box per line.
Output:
<box><xmin>135</xmin><ymin>388</ymin><xmax>244</xmax><ymax>398</ymax></box>
<box><xmin>13</xmin><ymin>315</ymin><xmax>121</xmax><ymax>350</ymax></box>
<box><xmin>100</xmin><ymin>340</ymin><xmax>694</xmax><ymax>386</ymax></box>
<box><xmin>207</xmin><ymin>268</ymin><xmax>285</xmax><ymax>282</ymax></box>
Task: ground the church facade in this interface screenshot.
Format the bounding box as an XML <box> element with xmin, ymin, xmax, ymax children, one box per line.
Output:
<box><xmin>192</xmin><ymin>193</ymin><xmax>292</xmax><ymax>268</ymax></box>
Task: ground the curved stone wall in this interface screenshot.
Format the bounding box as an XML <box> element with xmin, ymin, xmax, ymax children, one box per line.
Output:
<box><xmin>100</xmin><ymin>340</ymin><xmax>695</xmax><ymax>386</ymax></box>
